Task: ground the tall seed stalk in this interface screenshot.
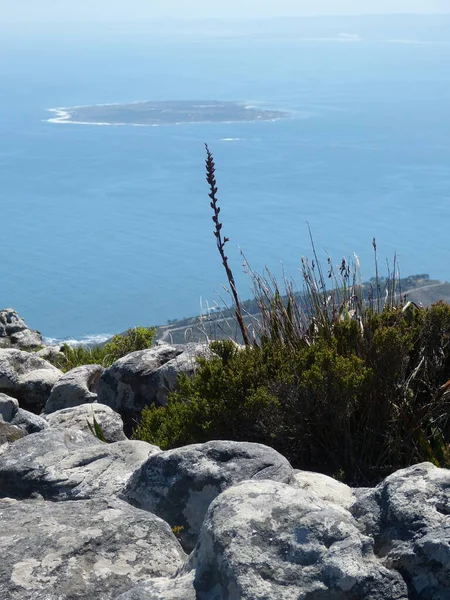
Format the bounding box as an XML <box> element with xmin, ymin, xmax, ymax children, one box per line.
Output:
<box><xmin>205</xmin><ymin>145</ymin><xmax>250</xmax><ymax>346</ymax></box>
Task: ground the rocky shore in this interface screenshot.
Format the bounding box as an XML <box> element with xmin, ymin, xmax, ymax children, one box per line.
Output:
<box><xmin>0</xmin><ymin>309</ymin><xmax>449</xmax><ymax>599</ymax></box>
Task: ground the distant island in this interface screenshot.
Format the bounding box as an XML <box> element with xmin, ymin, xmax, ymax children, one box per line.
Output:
<box><xmin>47</xmin><ymin>100</ymin><xmax>289</xmax><ymax>127</ymax></box>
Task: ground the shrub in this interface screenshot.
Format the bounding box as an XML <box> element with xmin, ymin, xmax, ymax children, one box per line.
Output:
<box><xmin>60</xmin><ymin>326</ymin><xmax>155</xmax><ymax>371</ymax></box>
<box><xmin>134</xmin><ymin>305</ymin><xmax>450</xmax><ymax>485</ymax></box>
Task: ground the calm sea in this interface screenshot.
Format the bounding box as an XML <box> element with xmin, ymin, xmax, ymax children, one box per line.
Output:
<box><xmin>1</xmin><ymin>18</ymin><xmax>450</xmax><ymax>342</ymax></box>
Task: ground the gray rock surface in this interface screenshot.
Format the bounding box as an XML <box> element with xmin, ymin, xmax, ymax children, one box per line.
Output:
<box><xmin>0</xmin><ymin>496</ymin><xmax>187</xmax><ymax>600</ymax></box>
<box><xmin>43</xmin><ymin>364</ymin><xmax>104</xmax><ymax>414</ymax></box>
<box><xmin>0</xmin><ymin>349</ymin><xmax>62</xmax><ymax>412</ymax></box>
<box><xmin>96</xmin><ymin>343</ymin><xmax>182</xmax><ymax>416</ymax></box>
<box><xmin>351</xmin><ymin>461</ymin><xmax>450</xmax><ymax>599</ymax></box>
<box><xmin>294</xmin><ymin>469</ymin><xmax>356</xmax><ymax>511</ymax></box>
<box><xmin>10</xmin><ymin>407</ymin><xmax>49</xmax><ymax>434</ymax></box>
<box><xmin>0</xmin><ymin>428</ymin><xmax>159</xmax><ymax>501</ymax></box>
<box><xmin>97</xmin><ymin>343</ymin><xmax>211</xmax><ymax>429</ymax></box>
<box><xmin>114</xmin><ymin>573</ymin><xmax>196</xmax><ymax>600</ymax></box>
<box><xmin>120</xmin><ymin>480</ymin><xmax>408</xmax><ymax>600</ymax></box>
<box><xmin>122</xmin><ymin>440</ymin><xmax>295</xmax><ymax>551</ymax></box>
<box><xmin>1</xmin><ymin>392</ymin><xmax>49</xmax><ymax>434</ymax></box>
<box><xmin>36</xmin><ymin>345</ymin><xmax>66</xmax><ymax>368</ymax></box>
<box><xmin>194</xmin><ymin>480</ymin><xmax>407</xmax><ymax>599</ymax></box>
<box><xmin>0</xmin><ymin>421</ymin><xmax>25</xmax><ymax>447</ymax></box>
<box><xmin>45</xmin><ymin>403</ymin><xmax>126</xmax><ymax>442</ymax></box>
<box><xmin>0</xmin><ymin>308</ymin><xmax>43</xmax><ymax>349</ymax></box>
<box><xmin>0</xmin><ymin>392</ymin><xmax>19</xmax><ymax>421</ymax></box>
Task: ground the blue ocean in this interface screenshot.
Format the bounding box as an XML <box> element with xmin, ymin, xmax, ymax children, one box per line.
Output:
<box><xmin>1</xmin><ymin>17</ymin><xmax>450</xmax><ymax>342</ymax></box>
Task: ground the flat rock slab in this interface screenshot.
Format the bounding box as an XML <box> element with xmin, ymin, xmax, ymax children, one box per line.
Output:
<box><xmin>0</xmin><ymin>496</ymin><xmax>187</xmax><ymax>600</ymax></box>
<box><xmin>122</xmin><ymin>440</ymin><xmax>295</xmax><ymax>552</ymax></box>
<box><xmin>44</xmin><ymin>403</ymin><xmax>126</xmax><ymax>442</ymax></box>
<box><xmin>0</xmin><ymin>428</ymin><xmax>159</xmax><ymax>500</ymax></box>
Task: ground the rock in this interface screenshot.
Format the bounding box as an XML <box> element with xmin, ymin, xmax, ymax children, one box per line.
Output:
<box><xmin>351</xmin><ymin>461</ymin><xmax>450</xmax><ymax>599</ymax></box>
<box><xmin>122</xmin><ymin>440</ymin><xmax>295</xmax><ymax>552</ymax></box>
<box><xmin>0</xmin><ymin>349</ymin><xmax>62</xmax><ymax>412</ymax></box>
<box><xmin>0</xmin><ymin>421</ymin><xmax>25</xmax><ymax>446</ymax></box>
<box><xmin>97</xmin><ymin>343</ymin><xmax>181</xmax><ymax>415</ymax></box>
<box><xmin>0</xmin><ymin>392</ymin><xmax>19</xmax><ymax>421</ymax></box>
<box><xmin>1</xmin><ymin>393</ymin><xmax>49</xmax><ymax>434</ymax></box>
<box><xmin>294</xmin><ymin>469</ymin><xmax>356</xmax><ymax>511</ymax></box>
<box><xmin>0</xmin><ymin>496</ymin><xmax>187</xmax><ymax>600</ymax></box>
<box><xmin>10</xmin><ymin>408</ymin><xmax>49</xmax><ymax>434</ymax></box>
<box><xmin>114</xmin><ymin>573</ymin><xmax>196</xmax><ymax>600</ymax></box>
<box><xmin>36</xmin><ymin>345</ymin><xmax>66</xmax><ymax>368</ymax></box>
<box><xmin>45</xmin><ymin>404</ymin><xmax>126</xmax><ymax>442</ymax></box>
<box><xmin>97</xmin><ymin>342</ymin><xmax>211</xmax><ymax>430</ymax></box>
<box><xmin>0</xmin><ymin>308</ymin><xmax>44</xmax><ymax>350</ymax></box>
<box><xmin>188</xmin><ymin>480</ymin><xmax>408</xmax><ymax>600</ymax></box>
<box><xmin>42</xmin><ymin>364</ymin><xmax>104</xmax><ymax>414</ymax></box>
<box><xmin>0</xmin><ymin>428</ymin><xmax>160</xmax><ymax>501</ymax></box>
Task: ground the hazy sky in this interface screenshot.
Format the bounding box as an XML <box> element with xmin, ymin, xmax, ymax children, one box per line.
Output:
<box><xmin>3</xmin><ymin>0</ymin><xmax>450</xmax><ymax>22</ymax></box>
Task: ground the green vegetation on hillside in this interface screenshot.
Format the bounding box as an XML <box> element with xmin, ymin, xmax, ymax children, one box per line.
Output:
<box><xmin>59</xmin><ymin>326</ymin><xmax>155</xmax><ymax>371</ymax></box>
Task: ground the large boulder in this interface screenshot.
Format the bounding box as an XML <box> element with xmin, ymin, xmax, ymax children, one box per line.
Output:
<box><xmin>119</xmin><ymin>480</ymin><xmax>408</xmax><ymax>600</ymax></box>
<box><xmin>42</xmin><ymin>364</ymin><xmax>105</xmax><ymax>414</ymax></box>
<box><xmin>44</xmin><ymin>404</ymin><xmax>126</xmax><ymax>442</ymax></box>
<box><xmin>0</xmin><ymin>308</ymin><xmax>43</xmax><ymax>350</ymax></box>
<box><xmin>0</xmin><ymin>496</ymin><xmax>187</xmax><ymax>600</ymax></box>
<box><xmin>351</xmin><ymin>462</ymin><xmax>450</xmax><ymax>599</ymax></box>
<box><xmin>0</xmin><ymin>349</ymin><xmax>62</xmax><ymax>412</ymax></box>
<box><xmin>0</xmin><ymin>428</ymin><xmax>159</xmax><ymax>501</ymax></box>
<box><xmin>97</xmin><ymin>342</ymin><xmax>211</xmax><ymax>431</ymax></box>
<box><xmin>121</xmin><ymin>440</ymin><xmax>295</xmax><ymax>551</ymax></box>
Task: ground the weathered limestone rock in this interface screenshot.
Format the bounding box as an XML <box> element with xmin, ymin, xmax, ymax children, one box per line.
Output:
<box><xmin>0</xmin><ymin>428</ymin><xmax>159</xmax><ymax>501</ymax></box>
<box><xmin>0</xmin><ymin>349</ymin><xmax>62</xmax><ymax>412</ymax></box>
<box><xmin>351</xmin><ymin>461</ymin><xmax>450</xmax><ymax>599</ymax></box>
<box><xmin>121</xmin><ymin>440</ymin><xmax>295</xmax><ymax>551</ymax></box>
<box><xmin>0</xmin><ymin>308</ymin><xmax>43</xmax><ymax>350</ymax></box>
<box><xmin>97</xmin><ymin>343</ymin><xmax>211</xmax><ymax>430</ymax></box>
<box><xmin>42</xmin><ymin>364</ymin><xmax>104</xmax><ymax>414</ymax></box>
<box><xmin>294</xmin><ymin>469</ymin><xmax>356</xmax><ymax>511</ymax></box>
<box><xmin>0</xmin><ymin>496</ymin><xmax>187</xmax><ymax>600</ymax></box>
<box><xmin>45</xmin><ymin>403</ymin><xmax>126</xmax><ymax>442</ymax></box>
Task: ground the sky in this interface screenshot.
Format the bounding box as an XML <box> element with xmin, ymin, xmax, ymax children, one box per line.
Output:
<box><xmin>2</xmin><ymin>0</ymin><xmax>450</xmax><ymax>22</ymax></box>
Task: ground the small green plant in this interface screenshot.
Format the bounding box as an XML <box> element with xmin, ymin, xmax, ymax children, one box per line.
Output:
<box><xmin>60</xmin><ymin>326</ymin><xmax>156</xmax><ymax>371</ymax></box>
<box><xmin>87</xmin><ymin>407</ymin><xmax>108</xmax><ymax>443</ymax></box>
